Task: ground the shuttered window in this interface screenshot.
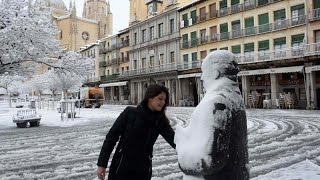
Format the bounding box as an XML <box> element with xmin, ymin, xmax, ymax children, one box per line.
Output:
<box><xmin>220</xmin><ymin>0</ymin><xmax>227</xmax><ymax>9</ymax></box>
<box><xmin>274</xmin><ymin>9</ymin><xmax>286</xmax><ymax>20</ymax></box>
<box><xmin>314</xmin><ymin>0</ymin><xmax>320</xmax><ymax>9</ymax></box>
<box><xmin>258</xmin><ymin>13</ymin><xmax>269</xmax><ymax>25</ymax></box>
<box><xmin>258</xmin><ymin>40</ymin><xmax>270</xmax><ymax>50</ymax></box>
<box><xmin>232</xmin><ymin>45</ymin><xmax>241</xmax><ymax>54</ymax></box>
<box><xmin>245</xmin><ymin>17</ymin><xmax>254</xmax><ymax>29</ymax></box>
<box><xmin>231</xmin><ymin>0</ymin><xmax>240</xmax><ymax>5</ymax></box>
<box><xmin>192</xmin><ymin>52</ymin><xmax>197</xmax><ymax>61</ymax></box>
<box><xmin>191</xmin><ymin>10</ymin><xmax>197</xmax><ymax>24</ymax></box>
<box><xmin>182</xmin><ymin>13</ymin><xmax>188</xmax><ymax>26</ymax></box>
<box><xmin>182</xmin><ymin>34</ymin><xmax>188</xmax><ymax>48</ymax></box>
<box><xmin>191</xmin><ymin>31</ymin><xmax>197</xmax><ymax>47</ymax></box>
<box><xmin>244</xmin><ymin>43</ymin><xmax>254</xmax><ymax>52</ymax></box>
<box><xmin>220</xmin><ymin>23</ymin><xmax>228</xmax><ymax>33</ymax></box>
<box><xmin>274</xmin><ymin>37</ymin><xmax>286</xmax><ymax>46</ymax></box>
<box><xmin>291</xmin><ymin>34</ymin><xmax>304</xmax><ymax>45</ymax></box>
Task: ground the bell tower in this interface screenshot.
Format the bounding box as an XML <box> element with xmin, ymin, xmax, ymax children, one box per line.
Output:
<box><xmin>83</xmin><ymin>0</ymin><xmax>113</xmax><ymax>37</ymax></box>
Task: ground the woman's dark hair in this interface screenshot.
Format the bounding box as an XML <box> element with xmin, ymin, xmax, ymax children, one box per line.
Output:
<box><xmin>142</xmin><ymin>83</ymin><xmax>170</xmax><ymax>124</ymax></box>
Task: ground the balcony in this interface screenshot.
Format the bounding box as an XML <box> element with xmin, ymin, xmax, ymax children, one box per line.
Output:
<box><xmin>231</xmin><ymin>3</ymin><xmax>242</xmax><ymax>14</ymax></box>
<box><xmin>257</xmin><ymin>23</ymin><xmax>272</xmax><ymax>34</ymax></box>
<box><xmin>243</xmin><ymin>0</ymin><xmax>255</xmax><ymax>11</ymax></box>
<box><xmin>290</xmin><ymin>15</ymin><xmax>306</xmax><ymax>26</ymax></box>
<box><xmin>231</xmin><ymin>29</ymin><xmax>243</xmax><ymax>39</ymax></box>
<box><xmin>236</xmin><ymin>42</ymin><xmax>320</xmax><ymax>64</ymax></box>
<box><xmin>178</xmin><ymin>60</ymin><xmax>202</xmax><ymax>71</ymax></box>
<box><xmin>99</xmin><ymin>61</ymin><xmax>107</xmax><ymax>67</ymax></box>
<box><xmin>120</xmin><ymin>63</ymin><xmax>178</xmax><ymax>77</ymax></box>
<box><xmin>218</xmin><ymin>7</ymin><xmax>230</xmax><ymax>17</ymax></box>
<box><xmin>100</xmin><ymin>74</ymin><xmax>120</xmax><ymax>81</ymax></box>
<box><xmin>119</xmin><ymin>57</ymin><xmax>129</xmax><ymax>63</ymax></box>
<box><xmin>273</xmin><ymin>19</ymin><xmax>288</xmax><ymax>31</ymax></box>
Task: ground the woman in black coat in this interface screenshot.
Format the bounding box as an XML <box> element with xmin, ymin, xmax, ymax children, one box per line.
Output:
<box><xmin>96</xmin><ymin>84</ymin><xmax>176</xmax><ymax>180</ymax></box>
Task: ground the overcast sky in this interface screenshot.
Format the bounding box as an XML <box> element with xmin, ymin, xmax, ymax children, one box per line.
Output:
<box><xmin>62</xmin><ymin>0</ymin><xmax>129</xmax><ymax>34</ymax></box>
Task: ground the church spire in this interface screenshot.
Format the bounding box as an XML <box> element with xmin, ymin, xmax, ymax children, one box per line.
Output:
<box><xmin>106</xmin><ymin>0</ymin><xmax>111</xmax><ymax>14</ymax></box>
<box><xmin>71</xmin><ymin>0</ymin><xmax>77</xmax><ymax>17</ymax></box>
<box><xmin>82</xmin><ymin>0</ymin><xmax>87</xmax><ymax>17</ymax></box>
<box><xmin>69</xmin><ymin>0</ymin><xmax>72</xmax><ymax>11</ymax></box>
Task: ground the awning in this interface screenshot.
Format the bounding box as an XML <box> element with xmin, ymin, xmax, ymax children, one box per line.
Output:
<box><xmin>305</xmin><ymin>65</ymin><xmax>320</xmax><ymax>73</ymax></box>
<box><xmin>238</xmin><ymin>65</ymin><xmax>304</xmax><ymax>76</ymax></box>
<box><xmin>99</xmin><ymin>81</ymin><xmax>128</xmax><ymax>88</ymax></box>
<box><xmin>178</xmin><ymin>73</ymin><xmax>202</xmax><ymax>79</ymax></box>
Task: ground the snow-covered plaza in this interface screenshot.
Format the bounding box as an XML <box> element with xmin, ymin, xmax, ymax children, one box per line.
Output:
<box><xmin>1</xmin><ymin>100</ymin><xmax>320</xmax><ymax>180</ymax></box>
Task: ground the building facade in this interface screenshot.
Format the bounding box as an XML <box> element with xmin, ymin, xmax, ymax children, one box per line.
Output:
<box><xmin>179</xmin><ymin>0</ymin><xmax>320</xmax><ymax>109</ymax></box>
<box><xmin>35</xmin><ymin>0</ymin><xmax>113</xmax><ymax>51</ymax></box>
<box><xmin>86</xmin><ymin>0</ymin><xmax>319</xmax><ymax>109</ymax></box>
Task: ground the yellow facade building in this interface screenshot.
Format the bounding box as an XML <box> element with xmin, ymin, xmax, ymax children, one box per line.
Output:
<box><xmin>35</xmin><ymin>0</ymin><xmax>113</xmax><ymax>51</ymax></box>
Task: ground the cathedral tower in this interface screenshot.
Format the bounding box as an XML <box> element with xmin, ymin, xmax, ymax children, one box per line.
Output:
<box><xmin>83</xmin><ymin>0</ymin><xmax>113</xmax><ymax>37</ymax></box>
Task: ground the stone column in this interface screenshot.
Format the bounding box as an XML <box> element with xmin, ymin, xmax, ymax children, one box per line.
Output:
<box><xmin>305</xmin><ymin>72</ymin><xmax>311</xmax><ymax>109</ymax></box>
<box><xmin>167</xmin><ymin>79</ymin><xmax>172</xmax><ymax>106</ymax></box>
<box><xmin>241</xmin><ymin>76</ymin><xmax>250</xmax><ymax>107</ymax></box>
<box><xmin>138</xmin><ymin>81</ymin><xmax>142</xmax><ymax>103</ymax></box>
<box><xmin>310</xmin><ymin>71</ymin><xmax>317</xmax><ymax>109</ymax></box>
<box><xmin>176</xmin><ymin>78</ymin><xmax>181</xmax><ymax>106</ymax></box>
<box><xmin>119</xmin><ymin>86</ymin><xmax>124</xmax><ymax>101</ymax></box>
<box><xmin>110</xmin><ymin>87</ymin><xmax>114</xmax><ymax>101</ymax></box>
<box><xmin>130</xmin><ymin>82</ymin><xmax>134</xmax><ymax>104</ymax></box>
<box><xmin>270</xmin><ymin>74</ymin><xmax>279</xmax><ymax>108</ymax></box>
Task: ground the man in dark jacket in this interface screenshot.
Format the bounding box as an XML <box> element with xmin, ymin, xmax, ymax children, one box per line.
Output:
<box><xmin>97</xmin><ymin>84</ymin><xmax>175</xmax><ymax>180</ymax></box>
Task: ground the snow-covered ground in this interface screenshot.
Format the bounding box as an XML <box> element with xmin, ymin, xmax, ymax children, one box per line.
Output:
<box><xmin>1</xmin><ymin>100</ymin><xmax>320</xmax><ymax>179</ymax></box>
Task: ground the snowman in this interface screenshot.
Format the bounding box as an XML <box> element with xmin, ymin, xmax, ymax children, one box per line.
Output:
<box><xmin>175</xmin><ymin>50</ymin><xmax>249</xmax><ymax>180</ymax></box>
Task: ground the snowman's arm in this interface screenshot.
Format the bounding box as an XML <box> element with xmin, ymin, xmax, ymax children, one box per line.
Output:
<box><xmin>207</xmin><ymin>102</ymin><xmax>232</xmax><ymax>173</ymax></box>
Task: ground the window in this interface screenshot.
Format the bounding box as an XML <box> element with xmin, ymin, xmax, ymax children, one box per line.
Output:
<box><xmin>258</xmin><ymin>40</ymin><xmax>270</xmax><ymax>60</ymax></box>
<box><xmin>158</xmin><ymin>23</ymin><xmax>164</xmax><ymax>37</ymax></box>
<box><xmin>220</xmin><ymin>23</ymin><xmax>229</xmax><ymax>40</ymax></box>
<box><xmin>183</xmin><ymin>54</ymin><xmax>189</xmax><ymax>68</ymax></box>
<box><xmin>291</xmin><ymin>4</ymin><xmax>305</xmax><ymax>25</ymax></box>
<box><xmin>170</xmin><ymin>51</ymin><xmax>175</xmax><ymax>63</ymax></box>
<box><xmin>190</xmin><ymin>10</ymin><xmax>197</xmax><ymax>24</ymax></box>
<box><xmin>133</xmin><ymin>60</ymin><xmax>137</xmax><ymax>70</ymax></box>
<box><xmin>257</xmin><ymin>0</ymin><xmax>268</xmax><ymax>6</ymax></box>
<box><xmin>142</xmin><ymin>58</ymin><xmax>146</xmax><ymax>69</ymax></box>
<box><xmin>244</xmin><ymin>43</ymin><xmax>254</xmax><ymax>52</ymax></box>
<box><xmin>150</xmin><ymin>26</ymin><xmax>154</xmax><ymax>40</ymax></box>
<box><xmin>315</xmin><ymin>0</ymin><xmax>320</xmax><ymax>9</ymax></box>
<box><xmin>258</xmin><ymin>13</ymin><xmax>270</xmax><ymax>33</ymax></box>
<box><xmin>274</xmin><ymin>37</ymin><xmax>286</xmax><ymax>57</ymax></box>
<box><xmin>232</xmin><ymin>45</ymin><xmax>241</xmax><ymax>54</ymax></box>
<box><xmin>210</xmin><ymin>48</ymin><xmax>217</xmax><ymax>52</ymax></box>
<box><xmin>182</xmin><ymin>13</ymin><xmax>188</xmax><ymax>27</ymax></box>
<box><xmin>200</xmin><ymin>7</ymin><xmax>206</xmax><ymax>21</ymax></box>
<box><xmin>190</xmin><ymin>31</ymin><xmax>197</xmax><ymax>47</ymax></box>
<box><xmin>192</xmin><ymin>52</ymin><xmax>197</xmax><ymax>67</ymax></box>
<box><xmin>182</xmin><ymin>34</ymin><xmax>188</xmax><ymax>48</ymax></box>
<box><xmin>274</xmin><ymin>9</ymin><xmax>286</xmax><ymax>30</ymax></box>
<box><xmin>200</xmin><ymin>50</ymin><xmax>207</xmax><ymax>59</ymax></box>
<box><xmin>142</xmin><ymin>29</ymin><xmax>146</xmax><ymax>42</ymax></box>
<box><xmin>159</xmin><ymin>54</ymin><xmax>164</xmax><ymax>65</ymax></box>
<box><xmin>231</xmin><ymin>20</ymin><xmax>241</xmax><ymax>38</ymax></box>
<box><xmin>200</xmin><ymin>29</ymin><xmax>207</xmax><ymax>43</ymax></box>
<box><xmin>121</xmin><ymin>67</ymin><xmax>124</xmax><ymax>72</ymax></box>
<box><xmin>219</xmin><ymin>0</ymin><xmax>228</xmax><ymax>16</ymax></box>
<box><xmin>210</xmin><ymin>26</ymin><xmax>217</xmax><ymax>41</ymax></box>
<box><xmin>245</xmin><ymin>17</ymin><xmax>255</xmax><ymax>35</ymax></box>
<box><xmin>170</xmin><ymin>19</ymin><xmax>174</xmax><ymax>34</ymax></box>
<box><xmin>209</xmin><ymin>3</ymin><xmax>217</xmax><ymax>18</ymax></box>
<box><xmin>134</xmin><ymin>32</ymin><xmax>137</xmax><ymax>44</ymax></box>
<box><xmin>220</xmin><ymin>47</ymin><xmax>228</xmax><ymax>50</ymax></box>
<box><xmin>291</xmin><ymin>34</ymin><xmax>304</xmax><ymax>46</ymax></box>
<box><xmin>149</xmin><ymin>56</ymin><xmax>154</xmax><ymax>67</ymax></box>
<box><xmin>316</xmin><ymin>30</ymin><xmax>320</xmax><ymax>43</ymax></box>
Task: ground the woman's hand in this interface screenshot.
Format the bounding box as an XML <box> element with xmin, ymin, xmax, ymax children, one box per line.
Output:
<box><xmin>96</xmin><ymin>166</ymin><xmax>108</xmax><ymax>180</ymax></box>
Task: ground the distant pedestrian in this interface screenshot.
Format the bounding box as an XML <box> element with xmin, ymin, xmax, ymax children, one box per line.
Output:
<box><xmin>96</xmin><ymin>84</ymin><xmax>176</xmax><ymax>180</ymax></box>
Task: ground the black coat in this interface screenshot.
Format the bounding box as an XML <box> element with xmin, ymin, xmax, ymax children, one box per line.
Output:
<box><xmin>97</xmin><ymin>103</ymin><xmax>175</xmax><ymax>180</ymax></box>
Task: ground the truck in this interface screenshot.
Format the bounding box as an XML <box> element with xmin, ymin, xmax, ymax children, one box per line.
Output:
<box><xmin>76</xmin><ymin>87</ymin><xmax>105</xmax><ymax>108</ymax></box>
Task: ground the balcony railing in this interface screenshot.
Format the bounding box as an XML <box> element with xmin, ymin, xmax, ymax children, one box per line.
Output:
<box><xmin>120</xmin><ymin>63</ymin><xmax>178</xmax><ymax>77</ymax></box>
<box><xmin>231</xmin><ymin>3</ymin><xmax>242</xmax><ymax>14</ymax></box>
<box><xmin>181</xmin><ymin>15</ymin><xmax>308</xmax><ymax>49</ymax></box>
<box><xmin>92</xmin><ymin>43</ymin><xmax>320</xmax><ymax>83</ymax></box>
<box><xmin>236</xmin><ymin>42</ymin><xmax>320</xmax><ymax>64</ymax></box>
<box><xmin>119</xmin><ymin>57</ymin><xmax>129</xmax><ymax>63</ymax></box>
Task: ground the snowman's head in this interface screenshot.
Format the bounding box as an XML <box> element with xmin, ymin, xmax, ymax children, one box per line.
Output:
<box><xmin>201</xmin><ymin>50</ymin><xmax>239</xmax><ymax>88</ymax></box>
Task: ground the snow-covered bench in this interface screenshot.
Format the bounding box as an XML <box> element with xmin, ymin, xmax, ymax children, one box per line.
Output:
<box><xmin>12</xmin><ymin>109</ymin><xmax>41</xmax><ymax>128</ymax></box>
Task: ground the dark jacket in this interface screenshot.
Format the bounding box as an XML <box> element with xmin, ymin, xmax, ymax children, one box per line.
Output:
<box><xmin>205</xmin><ymin>109</ymin><xmax>249</xmax><ymax>180</ymax></box>
<box><xmin>180</xmin><ymin>108</ymin><xmax>249</xmax><ymax>180</ymax></box>
<box><xmin>97</xmin><ymin>102</ymin><xmax>175</xmax><ymax>180</ymax></box>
